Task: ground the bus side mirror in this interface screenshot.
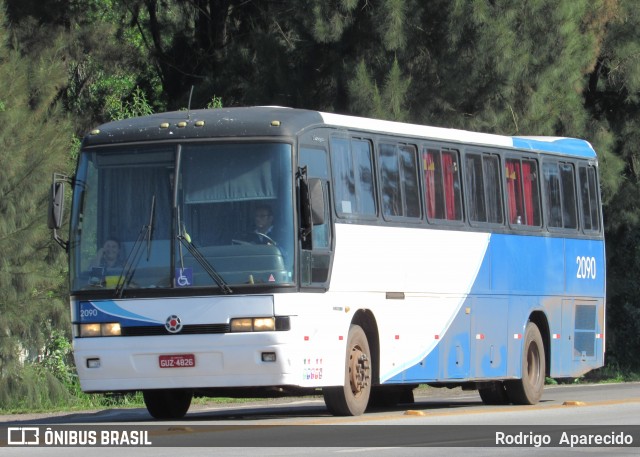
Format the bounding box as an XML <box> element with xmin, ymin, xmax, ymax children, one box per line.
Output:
<box><xmin>299</xmin><ymin>173</ymin><xmax>326</xmax><ymax>243</ymax></box>
<box><xmin>48</xmin><ymin>173</ymin><xmax>69</xmax><ymax>250</ymax></box>
<box><xmin>308</xmin><ymin>178</ymin><xmax>325</xmax><ymax>226</ymax></box>
<box><xmin>48</xmin><ymin>181</ymin><xmax>64</xmax><ymax>230</ymax></box>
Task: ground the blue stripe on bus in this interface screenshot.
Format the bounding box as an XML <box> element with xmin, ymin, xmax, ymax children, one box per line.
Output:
<box><xmin>477</xmin><ymin>234</ymin><xmax>605</xmax><ymax>296</ymax></box>
<box><xmin>512</xmin><ymin>137</ymin><xmax>596</xmax><ymax>158</ymax></box>
<box><xmin>384</xmin><ymin>233</ymin><xmax>605</xmax><ymax>383</ymax></box>
<box><xmin>79</xmin><ymin>300</ymin><xmax>159</xmax><ymax>326</ymax></box>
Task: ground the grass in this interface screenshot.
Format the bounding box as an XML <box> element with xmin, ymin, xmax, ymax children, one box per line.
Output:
<box><xmin>0</xmin><ymin>390</ymin><xmax>305</xmax><ymax>415</ymax></box>
<box><xmin>0</xmin><ymin>392</ymin><xmax>144</xmax><ymax>415</ymax></box>
<box><xmin>581</xmin><ymin>365</ymin><xmax>640</xmax><ymax>383</ymax></box>
<box><xmin>3</xmin><ymin>378</ymin><xmax>637</xmax><ymax>416</ymax></box>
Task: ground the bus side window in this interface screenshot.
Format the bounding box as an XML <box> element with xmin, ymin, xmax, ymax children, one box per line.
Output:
<box><xmin>330</xmin><ymin>137</ymin><xmax>376</xmax><ymax>217</ymax></box>
<box><xmin>465</xmin><ymin>152</ymin><xmax>503</xmax><ymax>224</ymax></box>
<box><xmin>543</xmin><ymin>162</ymin><xmax>562</xmax><ymax>228</ymax></box>
<box><xmin>352</xmin><ymin>139</ymin><xmax>377</xmax><ymax>216</ymax></box>
<box><xmin>505</xmin><ymin>158</ymin><xmax>541</xmax><ymax>227</ymax></box>
<box><xmin>543</xmin><ymin>161</ymin><xmax>577</xmax><ymax>230</ymax></box>
<box><xmin>579</xmin><ymin>165</ymin><xmax>600</xmax><ymax>233</ymax></box>
<box><xmin>424</xmin><ymin>148</ymin><xmax>462</xmax><ymax>221</ymax></box>
<box><xmin>559</xmin><ymin>163</ymin><xmax>578</xmax><ymax>229</ymax></box>
<box><xmin>379</xmin><ymin>142</ymin><xmax>420</xmax><ymax>219</ymax></box>
<box><xmin>379</xmin><ymin>143</ymin><xmax>401</xmax><ymax>216</ymax></box>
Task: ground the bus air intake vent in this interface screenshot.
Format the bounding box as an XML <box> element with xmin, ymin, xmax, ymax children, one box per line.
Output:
<box><xmin>121</xmin><ymin>323</ymin><xmax>230</xmax><ymax>336</ymax></box>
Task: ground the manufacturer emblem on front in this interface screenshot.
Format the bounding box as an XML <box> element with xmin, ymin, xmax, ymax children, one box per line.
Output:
<box><xmin>165</xmin><ymin>315</ymin><xmax>183</xmax><ymax>334</ymax></box>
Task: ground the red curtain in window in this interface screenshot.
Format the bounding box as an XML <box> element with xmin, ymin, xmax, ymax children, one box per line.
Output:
<box><xmin>522</xmin><ymin>161</ymin><xmax>534</xmax><ymax>225</ymax></box>
<box><xmin>506</xmin><ymin>161</ymin><xmax>518</xmax><ymax>224</ymax></box>
<box><xmin>442</xmin><ymin>153</ymin><xmax>456</xmax><ymax>220</ymax></box>
<box><xmin>424</xmin><ymin>152</ymin><xmax>436</xmax><ymax>219</ymax></box>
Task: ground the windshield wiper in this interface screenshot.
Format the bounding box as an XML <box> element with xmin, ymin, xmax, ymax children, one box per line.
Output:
<box><xmin>115</xmin><ymin>195</ymin><xmax>155</xmax><ymax>298</ymax></box>
<box><xmin>177</xmin><ymin>224</ymin><xmax>232</xmax><ymax>294</ymax></box>
<box><xmin>146</xmin><ymin>195</ymin><xmax>156</xmax><ymax>261</ymax></box>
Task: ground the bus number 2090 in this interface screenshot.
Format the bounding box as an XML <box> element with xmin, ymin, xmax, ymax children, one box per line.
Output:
<box><xmin>576</xmin><ymin>256</ymin><xmax>596</xmax><ymax>280</ymax></box>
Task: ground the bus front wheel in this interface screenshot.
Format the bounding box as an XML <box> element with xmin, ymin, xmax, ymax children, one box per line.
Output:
<box><xmin>323</xmin><ymin>324</ymin><xmax>372</xmax><ymax>416</ymax></box>
<box><xmin>506</xmin><ymin>322</ymin><xmax>545</xmax><ymax>405</ymax></box>
<box><xmin>143</xmin><ymin>389</ymin><xmax>193</xmax><ymax>420</ymax></box>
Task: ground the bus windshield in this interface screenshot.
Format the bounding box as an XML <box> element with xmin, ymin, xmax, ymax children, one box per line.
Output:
<box><xmin>70</xmin><ymin>142</ymin><xmax>294</xmax><ymax>293</ymax></box>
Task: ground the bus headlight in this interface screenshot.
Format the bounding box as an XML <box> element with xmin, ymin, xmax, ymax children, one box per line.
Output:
<box><xmin>102</xmin><ymin>322</ymin><xmax>122</xmax><ymax>336</ymax></box>
<box><xmin>230</xmin><ymin>317</ymin><xmax>275</xmax><ymax>332</ymax></box>
<box><xmin>253</xmin><ymin>318</ymin><xmax>276</xmax><ymax>332</ymax></box>
<box><xmin>80</xmin><ymin>323</ymin><xmax>101</xmax><ymax>337</ymax></box>
<box><xmin>79</xmin><ymin>322</ymin><xmax>121</xmax><ymax>337</ymax></box>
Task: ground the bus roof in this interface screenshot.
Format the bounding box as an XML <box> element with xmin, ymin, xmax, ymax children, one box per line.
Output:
<box><xmin>511</xmin><ymin>137</ymin><xmax>596</xmax><ymax>159</ymax></box>
<box><xmin>318</xmin><ymin>111</ymin><xmax>597</xmax><ymax>159</ymax></box>
<box><xmin>84</xmin><ymin>106</ymin><xmax>596</xmax><ymax>159</ymax></box>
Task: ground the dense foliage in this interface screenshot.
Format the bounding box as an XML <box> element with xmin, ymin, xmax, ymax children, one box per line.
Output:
<box><xmin>1</xmin><ymin>0</ymin><xmax>639</xmax><ymax>409</ymax></box>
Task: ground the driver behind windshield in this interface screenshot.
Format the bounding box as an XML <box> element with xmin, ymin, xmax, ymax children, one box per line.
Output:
<box><xmin>250</xmin><ymin>203</ymin><xmax>278</xmax><ymax>245</ymax></box>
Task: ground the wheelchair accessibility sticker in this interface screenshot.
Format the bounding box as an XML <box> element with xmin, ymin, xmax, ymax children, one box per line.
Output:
<box><xmin>175</xmin><ymin>268</ymin><xmax>193</xmax><ymax>287</ymax></box>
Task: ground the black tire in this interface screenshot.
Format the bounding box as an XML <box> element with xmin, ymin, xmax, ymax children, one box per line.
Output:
<box><xmin>143</xmin><ymin>389</ymin><xmax>193</xmax><ymax>420</ymax></box>
<box><xmin>323</xmin><ymin>324</ymin><xmax>372</xmax><ymax>416</ymax></box>
<box><xmin>505</xmin><ymin>322</ymin><xmax>545</xmax><ymax>405</ymax></box>
<box><xmin>478</xmin><ymin>382</ymin><xmax>511</xmax><ymax>405</ymax></box>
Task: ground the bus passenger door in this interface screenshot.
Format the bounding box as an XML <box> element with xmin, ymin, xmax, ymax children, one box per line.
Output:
<box><xmin>299</xmin><ymin>144</ymin><xmax>333</xmax><ymax>289</ymax></box>
<box><xmin>300</xmin><ymin>181</ymin><xmax>332</xmax><ymax>286</ymax></box>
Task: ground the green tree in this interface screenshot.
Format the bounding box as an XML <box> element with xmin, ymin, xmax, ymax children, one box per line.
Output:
<box><xmin>584</xmin><ymin>0</ymin><xmax>640</xmax><ymax>370</ymax></box>
<box><xmin>434</xmin><ymin>0</ymin><xmax>626</xmax><ymax>205</ymax></box>
<box><xmin>1</xmin><ymin>0</ymin><xmax>639</xmax><ymax>378</ymax></box>
<box><xmin>0</xmin><ymin>1</ymin><xmax>74</xmax><ymax>409</ymax></box>
<box><xmin>348</xmin><ymin>58</ymin><xmax>411</xmax><ymax>121</ymax></box>
<box><xmin>5</xmin><ymin>0</ymin><xmax>164</xmax><ymax>133</ymax></box>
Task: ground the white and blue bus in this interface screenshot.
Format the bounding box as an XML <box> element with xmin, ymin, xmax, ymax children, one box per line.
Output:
<box><xmin>49</xmin><ymin>106</ymin><xmax>605</xmax><ymax>418</ymax></box>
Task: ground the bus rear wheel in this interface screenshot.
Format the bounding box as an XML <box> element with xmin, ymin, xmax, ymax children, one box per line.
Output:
<box><xmin>323</xmin><ymin>324</ymin><xmax>372</xmax><ymax>416</ymax></box>
<box><xmin>506</xmin><ymin>322</ymin><xmax>545</xmax><ymax>405</ymax></box>
<box><xmin>143</xmin><ymin>389</ymin><xmax>193</xmax><ymax>419</ymax></box>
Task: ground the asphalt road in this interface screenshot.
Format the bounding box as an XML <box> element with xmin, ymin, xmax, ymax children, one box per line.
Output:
<box><xmin>1</xmin><ymin>382</ymin><xmax>639</xmax><ymax>456</ymax></box>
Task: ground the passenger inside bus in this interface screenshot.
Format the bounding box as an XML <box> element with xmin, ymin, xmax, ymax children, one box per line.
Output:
<box><xmin>88</xmin><ymin>237</ymin><xmax>126</xmax><ymax>287</ymax></box>
<box><xmin>90</xmin><ymin>238</ymin><xmax>125</xmax><ymax>269</ymax></box>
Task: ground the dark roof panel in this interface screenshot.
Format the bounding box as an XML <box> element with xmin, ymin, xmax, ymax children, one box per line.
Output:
<box><xmin>83</xmin><ymin>107</ymin><xmax>324</xmax><ymax>146</ymax></box>
<box><xmin>83</xmin><ymin>107</ymin><xmax>598</xmax><ymax>161</ymax></box>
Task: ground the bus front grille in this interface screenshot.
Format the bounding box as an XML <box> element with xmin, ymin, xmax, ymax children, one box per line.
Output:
<box><xmin>121</xmin><ymin>323</ymin><xmax>231</xmax><ymax>336</ymax></box>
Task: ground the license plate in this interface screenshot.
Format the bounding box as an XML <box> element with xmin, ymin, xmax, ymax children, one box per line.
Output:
<box><xmin>159</xmin><ymin>354</ymin><xmax>195</xmax><ymax>368</ymax></box>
